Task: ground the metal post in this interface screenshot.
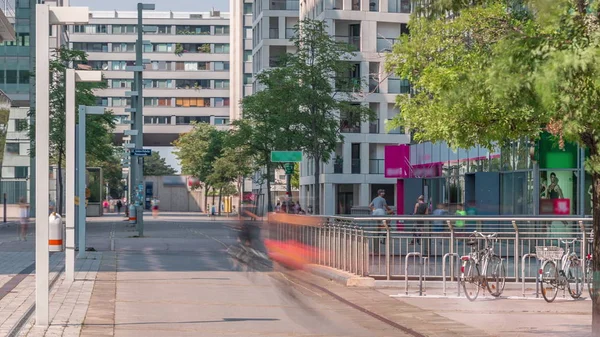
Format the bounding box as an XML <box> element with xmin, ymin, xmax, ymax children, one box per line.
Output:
<box><xmin>35</xmin><ymin>3</ymin><xmax>50</xmax><ymax>327</ymax></box>
<box><xmin>135</xmin><ymin>2</ymin><xmax>144</xmax><ymax>236</ymax></box>
<box><xmin>77</xmin><ymin>105</ymin><xmax>86</xmax><ymax>258</ymax></box>
<box><xmin>512</xmin><ymin>221</ymin><xmax>519</xmax><ymax>283</ymax></box>
<box><xmin>386</xmin><ymin>224</ymin><xmax>391</xmax><ymax>280</ymax></box>
<box><xmin>65</xmin><ymin>69</ymin><xmax>76</xmax><ymax>282</ymax></box>
<box><xmin>3</xmin><ymin>193</ymin><xmax>6</xmax><ymax>223</ymax></box>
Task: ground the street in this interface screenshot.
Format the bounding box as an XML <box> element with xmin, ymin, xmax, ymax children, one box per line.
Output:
<box><xmin>0</xmin><ymin>213</ymin><xmax>590</xmax><ymax>336</ymax></box>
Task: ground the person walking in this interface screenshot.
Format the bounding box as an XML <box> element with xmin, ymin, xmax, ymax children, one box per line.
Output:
<box><xmin>410</xmin><ymin>195</ymin><xmax>428</xmax><ymax>246</ymax></box>
<box><xmin>18</xmin><ymin>197</ymin><xmax>28</xmax><ymax>241</ymax></box>
<box><xmin>116</xmin><ymin>199</ymin><xmax>123</xmax><ymax>214</ymax></box>
<box><xmin>369</xmin><ymin>189</ymin><xmax>392</xmax><ymax>252</ymax></box>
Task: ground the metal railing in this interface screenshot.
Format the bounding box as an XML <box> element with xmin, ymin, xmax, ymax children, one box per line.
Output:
<box><xmin>351</xmin><ymin>159</ymin><xmax>361</xmax><ymax>174</ymax></box>
<box><xmin>376</xmin><ymin>37</ymin><xmax>398</xmax><ymax>52</ymax></box>
<box><xmin>268</xmin><ymin>215</ymin><xmax>592</xmax><ymax>287</ymax></box>
<box><xmin>334</xmin><ymin>36</ymin><xmax>360</xmax><ymax>51</ymax></box>
<box><xmin>369</xmin><ymin>159</ymin><xmax>384</xmax><ymax>174</ymax></box>
<box><xmin>369</xmin><ymin>120</ymin><xmax>379</xmax><ymax>133</ymax></box>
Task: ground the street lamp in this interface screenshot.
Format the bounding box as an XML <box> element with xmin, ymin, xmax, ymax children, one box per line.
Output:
<box><xmin>65</xmin><ymin>69</ymin><xmax>103</xmax><ymax>283</ymax></box>
<box><xmin>35</xmin><ymin>4</ymin><xmax>90</xmax><ymax>327</ymax></box>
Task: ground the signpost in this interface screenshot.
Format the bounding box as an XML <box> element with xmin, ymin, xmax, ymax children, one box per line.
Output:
<box><xmin>271</xmin><ymin>151</ymin><xmax>302</xmax><ymax>212</ymax></box>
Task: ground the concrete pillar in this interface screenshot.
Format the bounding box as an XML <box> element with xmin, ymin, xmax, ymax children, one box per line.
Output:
<box><xmin>360</xmin><ymin>142</ymin><xmax>369</xmax><ymax>174</ymax></box>
<box><xmin>278</xmin><ymin>16</ymin><xmax>285</xmax><ymax>39</ymax></box>
<box><xmin>380</xmin><ymin>103</ymin><xmax>388</xmax><ymax>133</ymax></box>
<box><xmin>343</xmin><ymin>141</ymin><xmax>352</xmax><ymax>174</ymax></box>
<box><xmin>344</xmin><ymin>0</ymin><xmax>352</xmax><ymax>11</ymax></box>
<box><xmin>380</xmin><ymin>0</ymin><xmax>388</xmax><ymax>12</ymax></box>
<box><xmin>324</xmin><ymin>183</ymin><xmax>335</xmax><ymax>215</ymax></box>
<box><xmin>360</xmin><ymin>183</ymin><xmax>370</xmax><ymax>206</ymax></box>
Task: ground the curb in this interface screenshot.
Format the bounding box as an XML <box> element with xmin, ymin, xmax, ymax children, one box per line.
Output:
<box><xmin>306</xmin><ymin>264</ymin><xmax>375</xmax><ymax>287</ymax></box>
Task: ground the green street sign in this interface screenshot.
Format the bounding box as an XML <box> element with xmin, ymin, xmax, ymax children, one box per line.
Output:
<box><xmin>271</xmin><ymin>151</ymin><xmax>302</xmax><ymax>162</ymax></box>
<box><xmin>284</xmin><ymin>163</ymin><xmax>294</xmax><ymax>175</ymax></box>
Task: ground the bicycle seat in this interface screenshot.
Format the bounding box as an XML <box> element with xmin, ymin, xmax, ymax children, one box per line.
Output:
<box><xmin>466</xmin><ymin>240</ymin><xmax>478</xmax><ymax>246</ymax></box>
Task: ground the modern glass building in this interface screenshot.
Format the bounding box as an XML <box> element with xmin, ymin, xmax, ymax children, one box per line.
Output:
<box><xmin>386</xmin><ymin>133</ymin><xmax>589</xmax><ymax>216</ymax></box>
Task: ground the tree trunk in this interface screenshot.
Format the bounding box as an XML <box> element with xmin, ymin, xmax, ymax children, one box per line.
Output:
<box><xmin>266</xmin><ymin>163</ymin><xmax>273</xmax><ymax>213</ymax></box>
<box><xmin>204</xmin><ymin>185</ymin><xmax>209</xmax><ymax>213</ymax></box>
<box><xmin>57</xmin><ymin>154</ymin><xmax>64</xmax><ymax>216</ymax></box>
<box><xmin>237</xmin><ymin>177</ymin><xmax>242</xmax><ymax>217</ymax></box>
<box><xmin>592</xmin><ymin>169</ymin><xmax>600</xmax><ymax>336</ymax></box>
<box><xmin>217</xmin><ymin>187</ymin><xmax>223</xmax><ymax>216</ymax></box>
<box><xmin>211</xmin><ymin>188</ymin><xmax>216</xmax><ymax>210</ymax></box>
<box><xmin>313</xmin><ymin>155</ymin><xmax>321</xmax><ymax>215</ymax></box>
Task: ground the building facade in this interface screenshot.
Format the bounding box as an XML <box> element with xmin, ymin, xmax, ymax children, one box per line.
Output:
<box><xmin>68</xmin><ymin>9</ymin><xmax>251</xmax><ymax>167</ymax></box>
<box><xmin>250</xmin><ymin>0</ymin><xmax>410</xmax><ymax>215</ymax></box>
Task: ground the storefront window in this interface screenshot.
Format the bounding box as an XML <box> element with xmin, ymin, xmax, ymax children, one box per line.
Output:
<box><xmin>539</xmin><ymin>170</ymin><xmax>578</xmax><ymax>215</ymax></box>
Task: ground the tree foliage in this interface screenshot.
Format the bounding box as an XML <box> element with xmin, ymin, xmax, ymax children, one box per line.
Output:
<box><xmin>143</xmin><ymin>152</ymin><xmax>176</xmax><ymax>176</ymax></box>
<box><xmin>386</xmin><ymin>0</ymin><xmax>600</xmax><ymax>332</ymax></box>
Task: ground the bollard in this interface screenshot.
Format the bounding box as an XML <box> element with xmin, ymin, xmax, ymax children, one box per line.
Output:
<box><xmin>2</xmin><ymin>193</ymin><xmax>6</xmax><ymax>223</ymax></box>
<box><xmin>442</xmin><ymin>253</ymin><xmax>458</xmax><ymax>296</ymax></box>
<box><xmin>521</xmin><ymin>253</ymin><xmax>537</xmax><ymax>297</ymax></box>
<box><xmin>128</xmin><ymin>204</ymin><xmax>137</xmax><ymax>224</ymax></box>
<box><xmin>49</xmin><ymin>212</ymin><xmax>63</xmax><ymax>252</ymax></box>
<box><xmin>405</xmin><ymin>252</ymin><xmax>422</xmax><ymax>295</ymax></box>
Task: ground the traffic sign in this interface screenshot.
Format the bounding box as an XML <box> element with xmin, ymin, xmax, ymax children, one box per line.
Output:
<box><xmin>284</xmin><ymin>163</ymin><xmax>294</xmax><ymax>175</ymax></box>
<box><xmin>271</xmin><ymin>151</ymin><xmax>302</xmax><ymax>162</ymax></box>
<box><xmin>130</xmin><ymin>149</ymin><xmax>152</xmax><ymax>156</ymax></box>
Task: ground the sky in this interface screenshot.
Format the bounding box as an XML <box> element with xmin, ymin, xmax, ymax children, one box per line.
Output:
<box><xmin>70</xmin><ymin>0</ymin><xmax>229</xmax><ymax>12</ymax></box>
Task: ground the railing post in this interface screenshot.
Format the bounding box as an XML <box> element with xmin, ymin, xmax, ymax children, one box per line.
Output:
<box><xmin>361</xmin><ymin>228</ymin><xmax>367</xmax><ymax>277</ymax></box>
<box><xmin>386</xmin><ymin>222</ymin><xmax>391</xmax><ymax>281</ymax></box>
<box><xmin>448</xmin><ymin>220</ymin><xmax>455</xmax><ymax>281</ymax></box>
<box><xmin>421</xmin><ymin>257</ymin><xmax>428</xmax><ymax>296</ymax></box>
<box><xmin>405</xmin><ymin>252</ymin><xmax>421</xmax><ymax>295</ymax></box>
<box><xmin>442</xmin><ymin>253</ymin><xmax>458</xmax><ymax>296</ymax></box>
<box><xmin>512</xmin><ymin>220</ymin><xmax>519</xmax><ymax>283</ymax></box>
<box><xmin>580</xmin><ymin>220</ymin><xmax>586</xmax><ymax>267</ymax></box>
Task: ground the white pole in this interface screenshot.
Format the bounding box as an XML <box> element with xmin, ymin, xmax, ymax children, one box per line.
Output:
<box><xmin>65</xmin><ymin>69</ymin><xmax>75</xmax><ymax>283</ymax></box>
<box><xmin>35</xmin><ymin>3</ymin><xmax>50</xmax><ymax>327</ymax></box>
<box><xmin>77</xmin><ymin>105</ymin><xmax>86</xmax><ymax>259</ymax></box>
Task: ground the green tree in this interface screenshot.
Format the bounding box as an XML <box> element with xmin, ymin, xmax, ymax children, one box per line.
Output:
<box><xmin>143</xmin><ymin>152</ymin><xmax>176</xmax><ymax>176</ymax></box>
<box><xmin>386</xmin><ymin>0</ymin><xmax>600</xmax><ymax>332</ymax></box>
<box><xmin>291</xmin><ymin>163</ymin><xmax>299</xmax><ymax>189</ymax></box>
<box><xmin>251</xmin><ymin>19</ymin><xmax>372</xmax><ymax>214</ymax></box>
<box><xmin>173</xmin><ymin>122</ymin><xmax>225</xmax><ymax>211</ymax></box>
<box><xmin>29</xmin><ymin>48</ymin><xmax>115</xmax><ymax>215</ymax></box>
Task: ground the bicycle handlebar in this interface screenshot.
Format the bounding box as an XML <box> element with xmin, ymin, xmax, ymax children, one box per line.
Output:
<box><xmin>474</xmin><ymin>231</ymin><xmax>497</xmax><ymax>239</ymax></box>
<box><xmin>559</xmin><ymin>238</ymin><xmax>577</xmax><ymax>245</ymax></box>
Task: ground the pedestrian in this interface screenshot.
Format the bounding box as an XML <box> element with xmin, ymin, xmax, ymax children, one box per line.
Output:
<box><xmin>116</xmin><ymin>199</ymin><xmax>123</xmax><ymax>214</ymax></box>
<box><xmin>151</xmin><ymin>197</ymin><xmax>160</xmax><ymax>218</ymax></box>
<box><xmin>18</xmin><ymin>197</ymin><xmax>28</xmax><ymax>241</ymax></box>
<box><xmin>103</xmin><ymin>199</ymin><xmax>109</xmax><ymax>213</ymax></box>
<box><xmin>275</xmin><ymin>202</ymin><xmax>281</xmax><ymax>213</ymax></box>
<box><xmin>48</xmin><ymin>198</ymin><xmax>55</xmax><ymax>215</ymax></box>
<box><xmin>432</xmin><ymin>203</ymin><xmax>448</xmax><ymax>232</ymax></box>
<box><xmin>455</xmin><ymin>203</ymin><xmax>467</xmax><ymax>230</ymax></box>
<box><xmin>369</xmin><ymin>189</ymin><xmax>393</xmax><ymax>252</ymax></box>
<box><xmin>410</xmin><ymin>195</ymin><xmax>428</xmax><ymax>246</ymax></box>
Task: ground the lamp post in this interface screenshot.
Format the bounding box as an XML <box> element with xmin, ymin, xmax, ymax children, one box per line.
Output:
<box><xmin>65</xmin><ymin>69</ymin><xmax>103</xmax><ymax>283</ymax></box>
<box><xmin>35</xmin><ymin>4</ymin><xmax>90</xmax><ymax>327</ymax></box>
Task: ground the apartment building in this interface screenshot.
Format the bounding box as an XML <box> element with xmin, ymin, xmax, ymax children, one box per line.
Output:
<box><xmin>248</xmin><ymin>0</ymin><xmax>412</xmax><ymax>215</ymax></box>
<box><xmin>68</xmin><ymin>9</ymin><xmax>252</xmax><ymax>167</ymax></box>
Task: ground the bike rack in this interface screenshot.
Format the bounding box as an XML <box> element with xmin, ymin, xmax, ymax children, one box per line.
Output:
<box><xmin>521</xmin><ymin>253</ymin><xmax>537</xmax><ymax>298</ymax></box>
<box><xmin>420</xmin><ymin>257</ymin><xmax>429</xmax><ymax>296</ymax></box>
<box><xmin>405</xmin><ymin>252</ymin><xmax>422</xmax><ymax>295</ymax></box>
<box><xmin>442</xmin><ymin>253</ymin><xmax>459</xmax><ymax>296</ymax></box>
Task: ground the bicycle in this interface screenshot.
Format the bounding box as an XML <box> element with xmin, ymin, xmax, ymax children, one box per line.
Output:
<box><xmin>460</xmin><ymin>231</ymin><xmax>506</xmax><ymax>301</ymax></box>
<box><xmin>537</xmin><ymin>238</ymin><xmax>584</xmax><ymax>303</ymax></box>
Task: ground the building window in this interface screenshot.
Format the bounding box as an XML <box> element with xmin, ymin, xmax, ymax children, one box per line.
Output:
<box><xmin>176</xmin><ymin>25</ymin><xmax>210</xmax><ymax>35</ymax></box>
<box><xmin>112</xmin><ymin>61</ymin><xmax>135</xmax><ymax>71</ymax></box>
<box><xmin>112</xmin><ymin>25</ymin><xmax>137</xmax><ymax>34</ymax></box>
<box><xmin>6</xmin><ymin>70</ymin><xmax>16</xmax><ymax>84</ymax></box>
<box><xmin>243</xmin><ymin>74</ymin><xmax>252</xmax><ymax>85</ymax></box>
<box><xmin>144</xmin><ymin>79</ymin><xmax>173</xmax><ymax>89</ymax></box>
<box><xmin>112</xmin><ymin>43</ymin><xmax>135</xmax><ymax>52</ymax></box>
<box><xmin>175</xmin><ymin>79</ymin><xmax>209</xmax><ymax>89</ymax></box>
<box><xmin>112</xmin><ymin>98</ymin><xmax>131</xmax><ymax>107</ymax></box>
<box><xmin>15</xmin><ymin>119</ymin><xmax>28</xmax><ymax>132</ymax></box>
<box><xmin>6</xmin><ymin>143</ymin><xmax>19</xmax><ymax>155</ymax></box>
<box><xmin>144</xmin><ymin>98</ymin><xmax>171</xmax><ymax>107</ymax></box>
<box><xmin>244</xmin><ymin>3</ymin><xmax>252</xmax><ymax>14</ymax></box>
<box><xmin>19</xmin><ymin>70</ymin><xmax>30</xmax><ymax>84</ymax></box>
<box><xmin>176</xmin><ymin>116</ymin><xmax>211</xmax><ymax>125</ymax></box>
<box><xmin>146</xmin><ymin>25</ymin><xmax>172</xmax><ymax>34</ymax></box>
<box><xmin>175</xmin><ymin>98</ymin><xmax>210</xmax><ymax>107</ymax></box>
<box><xmin>245</xmin><ymin>27</ymin><xmax>252</xmax><ymax>39</ymax></box>
<box><xmin>96</xmin><ymin>97</ymin><xmax>108</xmax><ymax>106</ymax></box>
<box><xmin>214</xmin><ymin>117</ymin><xmax>229</xmax><ymax>125</ymax></box>
<box><xmin>111</xmin><ymin>79</ymin><xmax>133</xmax><ymax>88</ymax></box>
<box><xmin>244</xmin><ymin>50</ymin><xmax>252</xmax><ymax>62</ymax></box>
<box><xmin>214</xmin><ymin>98</ymin><xmax>230</xmax><ymax>107</ymax></box>
<box><xmin>72</xmin><ymin>43</ymin><xmax>108</xmax><ymax>52</ymax></box>
<box><xmin>214</xmin><ymin>80</ymin><xmax>229</xmax><ymax>89</ymax></box>
<box><xmin>144</xmin><ymin>116</ymin><xmax>170</xmax><ymax>124</ymax></box>
<box><xmin>153</xmin><ymin>43</ymin><xmax>173</xmax><ymax>53</ymax></box>
<box><xmin>145</xmin><ymin>61</ymin><xmax>169</xmax><ymax>71</ymax></box>
<box><xmin>213</xmin><ymin>62</ymin><xmax>229</xmax><ymax>71</ymax></box>
<box><xmin>73</xmin><ymin>25</ymin><xmax>107</xmax><ymax>34</ymax></box>
<box><xmin>213</xmin><ymin>44</ymin><xmax>230</xmax><ymax>54</ymax></box>
<box><xmin>178</xmin><ymin>62</ymin><xmax>208</xmax><ymax>71</ymax></box>
<box><xmin>214</xmin><ymin>25</ymin><xmax>230</xmax><ymax>35</ymax></box>
<box><xmin>15</xmin><ymin>166</ymin><xmax>28</xmax><ymax>178</ymax></box>
<box><xmin>113</xmin><ymin>115</ymin><xmax>128</xmax><ymax>124</ymax></box>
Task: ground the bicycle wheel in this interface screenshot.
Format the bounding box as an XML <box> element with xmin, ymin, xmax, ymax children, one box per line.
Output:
<box><xmin>567</xmin><ymin>258</ymin><xmax>584</xmax><ymax>299</ymax></box>
<box><xmin>541</xmin><ymin>260</ymin><xmax>559</xmax><ymax>303</ymax></box>
<box><xmin>485</xmin><ymin>255</ymin><xmax>506</xmax><ymax>297</ymax></box>
<box><xmin>462</xmin><ymin>259</ymin><xmax>480</xmax><ymax>301</ymax></box>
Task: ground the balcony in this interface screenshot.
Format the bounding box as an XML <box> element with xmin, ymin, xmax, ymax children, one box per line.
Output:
<box><xmin>334</xmin><ymin>161</ymin><xmax>343</xmax><ymax>173</ymax></box>
<box><xmin>369</xmin><ymin>77</ymin><xmax>380</xmax><ymax>93</ymax></box>
<box><xmin>269</xmin><ymin>28</ymin><xmax>279</xmax><ymax>39</ymax></box>
<box><xmin>370</xmin><ymin>159</ymin><xmax>384</xmax><ymax>174</ymax></box>
<box><xmin>376</xmin><ymin>37</ymin><xmax>398</xmax><ymax>52</ymax></box>
<box><xmin>270</xmin><ymin>0</ymin><xmax>300</xmax><ymax>10</ymax></box>
<box><xmin>340</xmin><ymin>120</ymin><xmax>360</xmax><ymax>133</ymax></box>
<box><xmin>369</xmin><ymin>120</ymin><xmax>379</xmax><ymax>133</ymax></box>
<box><xmin>369</xmin><ymin>0</ymin><xmax>379</xmax><ymax>11</ymax></box>
<box><xmin>335</xmin><ymin>77</ymin><xmax>361</xmax><ymax>92</ymax></box>
<box><xmin>334</xmin><ymin>35</ymin><xmax>360</xmax><ymax>51</ymax></box>
<box><xmin>388</xmin><ymin>0</ymin><xmax>411</xmax><ymax>13</ymax></box>
<box><xmin>351</xmin><ymin>159</ymin><xmax>361</xmax><ymax>174</ymax></box>
<box><xmin>386</xmin><ymin>119</ymin><xmax>405</xmax><ymax>134</ymax></box>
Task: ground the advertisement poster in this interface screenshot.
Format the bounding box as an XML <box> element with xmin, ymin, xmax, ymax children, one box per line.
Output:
<box><xmin>540</xmin><ymin>171</ymin><xmax>574</xmax><ymax>215</ymax></box>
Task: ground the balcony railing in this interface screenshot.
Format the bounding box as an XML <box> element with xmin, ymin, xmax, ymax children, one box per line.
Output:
<box><xmin>388</xmin><ymin>0</ymin><xmax>411</xmax><ymax>13</ymax></box>
<box><xmin>369</xmin><ymin>120</ymin><xmax>379</xmax><ymax>133</ymax></box>
<box><xmin>376</xmin><ymin>37</ymin><xmax>398</xmax><ymax>52</ymax></box>
<box><xmin>335</xmin><ymin>77</ymin><xmax>361</xmax><ymax>92</ymax></box>
<box><xmin>386</xmin><ymin>119</ymin><xmax>405</xmax><ymax>134</ymax></box>
<box><xmin>351</xmin><ymin>159</ymin><xmax>361</xmax><ymax>174</ymax></box>
<box><xmin>369</xmin><ymin>77</ymin><xmax>380</xmax><ymax>93</ymax></box>
<box><xmin>334</xmin><ymin>35</ymin><xmax>360</xmax><ymax>51</ymax></box>
<box><xmin>269</xmin><ymin>28</ymin><xmax>279</xmax><ymax>39</ymax></box>
<box><xmin>340</xmin><ymin>120</ymin><xmax>361</xmax><ymax>133</ymax></box>
<box><xmin>334</xmin><ymin>161</ymin><xmax>343</xmax><ymax>174</ymax></box>
<box><xmin>285</xmin><ymin>28</ymin><xmax>296</xmax><ymax>39</ymax></box>
<box><xmin>269</xmin><ymin>56</ymin><xmax>285</xmax><ymax>67</ymax></box>
<box><xmin>270</xmin><ymin>0</ymin><xmax>300</xmax><ymax>10</ymax></box>
<box><xmin>369</xmin><ymin>159</ymin><xmax>384</xmax><ymax>174</ymax></box>
<box><xmin>388</xmin><ymin>78</ymin><xmax>412</xmax><ymax>94</ymax></box>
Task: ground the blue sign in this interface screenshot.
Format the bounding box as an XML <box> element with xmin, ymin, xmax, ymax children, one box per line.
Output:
<box><xmin>130</xmin><ymin>149</ymin><xmax>152</xmax><ymax>156</ymax></box>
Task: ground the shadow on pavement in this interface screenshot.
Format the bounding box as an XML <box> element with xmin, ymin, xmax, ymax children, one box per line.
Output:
<box><xmin>81</xmin><ymin>318</ymin><xmax>280</xmax><ymax>326</ymax></box>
